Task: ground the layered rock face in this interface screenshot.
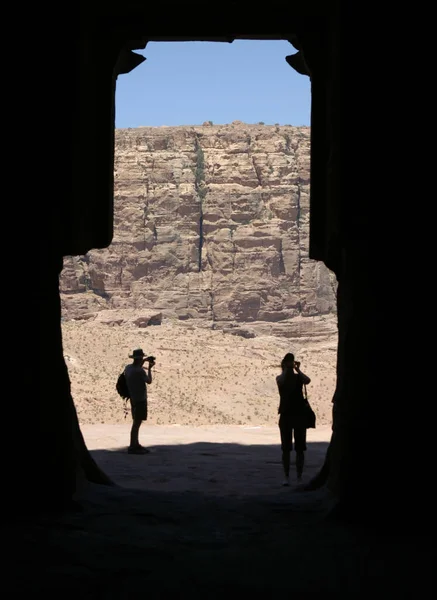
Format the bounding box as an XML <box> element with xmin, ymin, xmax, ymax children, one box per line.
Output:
<box><xmin>61</xmin><ymin>122</ymin><xmax>337</xmax><ymax>339</ymax></box>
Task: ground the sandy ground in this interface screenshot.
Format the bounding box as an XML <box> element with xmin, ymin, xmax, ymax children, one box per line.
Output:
<box><xmin>62</xmin><ymin>319</ymin><xmax>337</xmax><ymax>427</ymax></box>
<box><xmin>81</xmin><ymin>423</ymin><xmax>333</xmax><ymax>495</ymax></box>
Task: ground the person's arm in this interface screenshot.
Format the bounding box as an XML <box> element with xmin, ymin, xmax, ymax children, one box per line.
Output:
<box><xmin>142</xmin><ymin>359</ymin><xmax>153</xmax><ymax>384</ymax></box>
<box><xmin>294</xmin><ymin>362</ymin><xmax>311</xmax><ymax>385</ymax></box>
<box><xmin>145</xmin><ymin>363</ymin><xmax>153</xmax><ymax>384</ymax></box>
<box><xmin>276</xmin><ymin>377</ymin><xmax>282</xmax><ymax>414</ymax></box>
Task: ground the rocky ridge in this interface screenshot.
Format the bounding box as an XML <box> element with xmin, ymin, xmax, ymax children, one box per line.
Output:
<box><xmin>61</xmin><ymin>122</ymin><xmax>337</xmax><ymax>340</ymax></box>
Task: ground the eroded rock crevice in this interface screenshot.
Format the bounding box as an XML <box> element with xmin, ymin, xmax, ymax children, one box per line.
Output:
<box><xmin>194</xmin><ymin>136</ymin><xmax>207</xmax><ymax>273</ymax></box>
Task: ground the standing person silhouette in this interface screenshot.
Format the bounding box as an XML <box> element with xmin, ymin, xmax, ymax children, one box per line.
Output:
<box><xmin>124</xmin><ymin>348</ymin><xmax>155</xmax><ymax>454</ymax></box>
<box><xmin>276</xmin><ymin>352</ymin><xmax>311</xmax><ymax>486</ymax></box>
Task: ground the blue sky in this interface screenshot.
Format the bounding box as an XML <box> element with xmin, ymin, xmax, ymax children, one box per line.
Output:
<box><xmin>115</xmin><ymin>40</ymin><xmax>311</xmax><ymax>129</ymax></box>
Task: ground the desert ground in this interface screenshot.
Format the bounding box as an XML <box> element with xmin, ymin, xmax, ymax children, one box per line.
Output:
<box><xmin>62</xmin><ymin>318</ymin><xmax>337</xmax><ymax>427</ymax></box>
<box><xmin>80</xmin><ymin>422</ymin><xmax>333</xmax><ymax>493</ymax></box>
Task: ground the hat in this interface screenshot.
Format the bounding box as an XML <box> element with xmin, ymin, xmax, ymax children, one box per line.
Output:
<box><xmin>129</xmin><ymin>348</ymin><xmax>146</xmax><ymax>359</ymax></box>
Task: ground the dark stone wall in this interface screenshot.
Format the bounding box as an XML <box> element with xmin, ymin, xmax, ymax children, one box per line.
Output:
<box><xmin>37</xmin><ymin>7</ymin><xmax>430</xmax><ymax>528</ymax></box>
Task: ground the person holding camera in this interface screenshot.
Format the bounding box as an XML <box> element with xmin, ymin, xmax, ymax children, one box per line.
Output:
<box><xmin>124</xmin><ymin>348</ymin><xmax>156</xmax><ymax>454</ymax></box>
<box><xmin>276</xmin><ymin>352</ymin><xmax>311</xmax><ymax>485</ymax></box>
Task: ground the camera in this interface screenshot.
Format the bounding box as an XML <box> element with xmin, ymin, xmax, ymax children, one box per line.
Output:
<box><xmin>146</xmin><ymin>356</ymin><xmax>156</xmax><ymax>362</ymax></box>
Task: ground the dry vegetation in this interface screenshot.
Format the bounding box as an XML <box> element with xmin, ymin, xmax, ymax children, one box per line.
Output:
<box><xmin>62</xmin><ymin>319</ymin><xmax>337</xmax><ymax>428</ymax></box>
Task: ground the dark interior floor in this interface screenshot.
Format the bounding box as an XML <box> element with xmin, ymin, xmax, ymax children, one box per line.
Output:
<box><xmin>7</xmin><ymin>480</ymin><xmax>432</xmax><ymax>599</ymax></box>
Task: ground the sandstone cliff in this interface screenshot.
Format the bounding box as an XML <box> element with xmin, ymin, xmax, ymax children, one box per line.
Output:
<box><xmin>61</xmin><ymin>122</ymin><xmax>337</xmax><ymax>339</ymax></box>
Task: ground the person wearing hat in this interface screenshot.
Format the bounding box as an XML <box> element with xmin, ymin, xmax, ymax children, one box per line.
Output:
<box><xmin>124</xmin><ymin>348</ymin><xmax>156</xmax><ymax>454</ymax></box>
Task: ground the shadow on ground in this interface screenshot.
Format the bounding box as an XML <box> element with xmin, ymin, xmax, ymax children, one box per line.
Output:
<box><xmin>7</xmin><ymin>441</ymin><xmax>432</xmax><ymax>598</ymax></box>
<box><xmin>89</xmin><ymin>441</ymin><xmax>330</xmax><ymax>496</ymax></box>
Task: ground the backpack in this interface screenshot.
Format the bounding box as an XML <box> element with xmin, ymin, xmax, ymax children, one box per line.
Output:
<box><xmin>116</xmin><ymin>370</ymin><xmax>130</xmax><ymax>400</ymax></box>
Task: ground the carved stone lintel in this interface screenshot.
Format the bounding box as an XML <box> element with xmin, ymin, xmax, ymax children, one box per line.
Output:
<box><xmin>286</xmin><ymin>52</ymin><xmax>311</xmax><ymax>77</ymax></box>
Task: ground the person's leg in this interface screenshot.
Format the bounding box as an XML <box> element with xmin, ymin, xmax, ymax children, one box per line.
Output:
<box><xmin>294</xmin><ymin>428</ymin><xmax>307</xmax><ymax>480</ymax></box>
<box><xmin>279</xmin><ymin>416</ymin><xmax>292</xmax><ymax>484</ymax></box>
<box><xmin>130</xmin><ymin>417</ymin><xmax>142</xmax><ymax>448</ymax></box>
<box><xmin>129</xmin><ymin>403</ymin><xmax>148</xmax><ymax>453</ymax></box>
<box><xmin>296</xmin><ymin>452</ymin><xmax>304</xmax><ymax>480</ymax></box>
